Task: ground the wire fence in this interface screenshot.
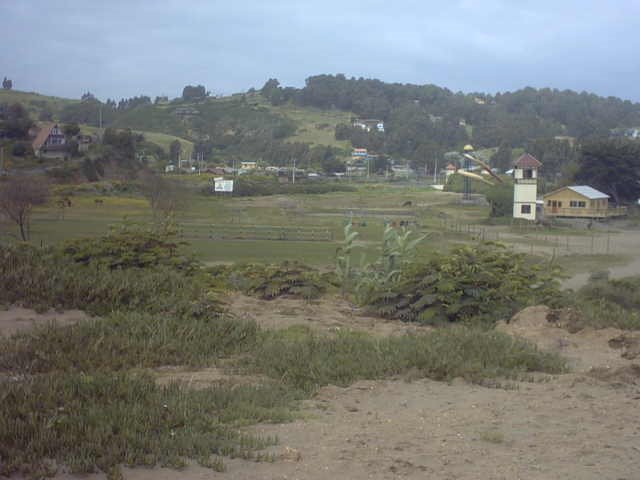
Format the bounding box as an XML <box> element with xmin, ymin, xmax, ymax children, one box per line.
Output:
<box><xmin>197</xmin><ymin>224</ymin><xmax>334</xmax><ymax>242</ymax></box>
<box><xmin>439</xmin><ymin>219</ymin><xmax>617</xmax><ymax>256</ymax></box>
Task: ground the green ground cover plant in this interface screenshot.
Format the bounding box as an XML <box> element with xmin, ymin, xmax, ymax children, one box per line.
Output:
<box><xmin>0</xmin><ymin>372</ymin><xmax>289</xmax><ymax>478</ymax></box>
<box><xmin>215</xmin><ymin>261</ymin><xmax>330</xmax><ymax>300</ymax></box>
<box><xmin>245</xmin><ymin>326</ymin><xmax>566</xmax><ymax>394</ymax></box>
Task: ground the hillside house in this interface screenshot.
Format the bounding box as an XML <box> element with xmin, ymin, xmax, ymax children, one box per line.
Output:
<box><xmin>543</xmin><ymin>186</ymin><xmax>627</xmax><ymax>218</ymax></box>
<box><xmin>352</xmin><ymin>119</ymin><xmax>384</xmax><ymax>133</ymax></box>
<box><xmin>240</xmin><ymin>161</ymin><xmax>257</xmax><ymax>170</ymax></box>
<box><xmin>32</xmin><ymin>123</ymin><xmax>66</xmax><ymax>158</ymax></box>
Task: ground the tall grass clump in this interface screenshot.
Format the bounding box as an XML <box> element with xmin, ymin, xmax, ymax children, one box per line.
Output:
<box><xmin>0</xmin><ymin>372</ymin><xmax>291</xmax><ymax>477</ymax></box>
<box><xmin>0</xmin><ymin>311</ymin><xmax>258</xmax><ymax>373</ymax></box>
<box><xmin>244</xmin><ymin>326</ymin><xmax>566</xmax><ymax>393</ymax></box>
<box><xmin>573</xmin><ymin>274</ymin><xmax>640</xmax><ymax>330</ymax></box>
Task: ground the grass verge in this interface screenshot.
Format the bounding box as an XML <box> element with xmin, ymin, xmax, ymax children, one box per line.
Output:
<box><xmin>0</xmin><ymin>372</ymin><xmax>290</xmax><ymax>477</ymax></box>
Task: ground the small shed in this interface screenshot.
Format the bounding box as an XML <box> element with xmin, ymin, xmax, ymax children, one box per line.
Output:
<box><xmin>543</xmin><ymin>186</ymin><xmax>625</xmax><ymax>218</ymax></box>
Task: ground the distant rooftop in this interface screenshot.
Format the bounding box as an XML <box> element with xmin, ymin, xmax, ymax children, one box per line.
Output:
<box><xmin>514</xmin><ymin>153</ymin><xmax>542</xmax><ymax>168</ymax></box>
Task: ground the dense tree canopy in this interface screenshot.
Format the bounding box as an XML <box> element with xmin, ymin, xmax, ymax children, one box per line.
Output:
<box><xmin>0</xmin><ymin>102</ymin><xmax>33</xmax><ymax>139</ymax></box>
<box><xmin>182</xmin><ymin>85</ymin><xmax>207</xmax><ymax>101</ymax></box>
<box><xmin>574</xmin><ymin>138</ymin><xmax>640</xmax><ymax>204</ymax></box>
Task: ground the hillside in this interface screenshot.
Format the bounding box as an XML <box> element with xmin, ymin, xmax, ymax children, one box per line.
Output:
<box><xmin>3</xmin><ymin>75</ymin><xmax>640</xmax><ymax>179</ymax></box>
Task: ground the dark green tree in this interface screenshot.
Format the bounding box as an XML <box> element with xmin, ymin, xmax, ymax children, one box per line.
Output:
<box><xmin>0</xmin><ymin>103</ymin><xmax>32</xmax><ymax>139</ymax></box>
<box><xmin>63</xmin><ymin>123</ymin><xmax>81</xmax><ymax>137</ymax></box>
<box><xmin>490</xmin><ymin>142</ymin><xmax>513</xmax><ymax>172</ymax></box>
<box><xmin>169</xmin><ymin>140</ymin><xmax>182</xmax><ymax>163</ymax></box>
<box><xmin>485</xmin><ymin>183</ymin><xmax>514</xmax><ymax>217</ymax></box>
<box><xmin>181</xmin><ymin>85</ymin><xmax>206</xmax><ymax>101</ymax></box>
<box><xmin>575</xmin><ymin>138</ymin><xmax>640</xmax><ymax>204</ymax></box>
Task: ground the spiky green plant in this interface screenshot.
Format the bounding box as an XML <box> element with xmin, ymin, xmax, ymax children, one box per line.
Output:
<box><xmin>355</xmin><ymin>226</ymin><xmax>426</xmax><ymax>303</ymax></box>
<box><xmin>335</xmin><ymin>223</ymin><xmax>360</xmax><ymax>295</ymax></box>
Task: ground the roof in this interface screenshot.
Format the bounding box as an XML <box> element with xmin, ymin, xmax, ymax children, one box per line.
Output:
<box><xmin>544</xmin><ymin>185</ymin><xmax>610</xmax><ymax>200</ymax></box>
<box><xmin>31</xmin><ymin>123</ymin><xmax>55</xmax><ymax>151</ymax></box>
<box><xmin>566</xmin><ymin>186</ymin><xmax>610</xmax><ymax>199</ymax></box>
<box><xmin>514</xmin><ymin>153</ymin><xmax>542</xmax><ymax>168</ymax></box>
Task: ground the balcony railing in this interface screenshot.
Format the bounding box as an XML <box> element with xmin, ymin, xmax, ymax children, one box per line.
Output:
<box><xmin>544</xmin><ymin>206</ymin><xmax>627</xmax><ymax>218</ymax></box>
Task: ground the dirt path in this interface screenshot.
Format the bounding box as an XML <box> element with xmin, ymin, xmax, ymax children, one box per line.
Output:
<box><xmin>227</xmin><ymin>293</ymin><xmax>430</xmax><ymax>336</ymax></box>
<box><xmin>0</xmin><ymin>307</ymin><xmax>89</xmax><ymax>337</ymax></box>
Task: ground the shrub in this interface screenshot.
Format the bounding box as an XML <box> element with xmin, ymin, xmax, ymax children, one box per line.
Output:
<box><xmin>0</xmin><ymin>243</ymin><xmax>220</xmax><ymax>316</ymax></box>
<box><xmin>363</xmin><ymin>243</ymin><xmax>561</xmax><ymax>325</ymax></box>
<box><xmin>220</xmin><ymin>261</ymin><xmax>329</xmax><ymax>300</ymax></box>
<box><xmin>214</xmin><ymin>175</ymin><xmax>355</xmax><ymax>197</ymax></box>
<box><xmin>62</xmin><ymin>221</ymin><xmax>197</xmax><ymax>272</ymax></box>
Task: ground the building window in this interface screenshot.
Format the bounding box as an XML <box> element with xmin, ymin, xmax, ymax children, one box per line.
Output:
<box><xmin>558</xmin><ymin>201</ymin><xmax>563</xmax><ymax>207</ymax></box>
<box><xmin>570</xmin><ymin>201</ymin><xmax>577</xmax><ymax>207</ymax></box>
<box><xmin>578</xmin><ymin>201</ymin><xmax>586</xmax><ymax>208</ymax></box>
<box><xmin>547</xmin><ymin>200</ymin><xmax>552</xmax><ymax>206</ymax></box>
<box><xmin>521</xmin><ymin>205</ymin><xmax>531</xmax><ymax>214</ymax></box>
<box><xmin>523</xmin><ymin>169</ymin><xmax>533</xmax><ymax>179</ymax></box>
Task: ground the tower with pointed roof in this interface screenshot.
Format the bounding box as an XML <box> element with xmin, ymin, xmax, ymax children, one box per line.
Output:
<box><xmin>513</xmin><ymin>153</ymin><xmax>542</xmax><ymax>221</ymax></box>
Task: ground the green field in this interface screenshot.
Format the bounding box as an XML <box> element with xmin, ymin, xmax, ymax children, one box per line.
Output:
<box><xmin>2</xmin><ymin>177</ymin><xmax>626</xmax><ymax>272</ymax></box>
<box><xmin>2</xmin><ymin>182</ymin><xmax>474</xmax><ymax>266</ymax></box>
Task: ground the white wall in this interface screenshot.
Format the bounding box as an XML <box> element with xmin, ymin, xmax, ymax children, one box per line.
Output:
<box><xmin>513</xmin><ymin>183</ymin><xmax>537</xmax><ymax>220</ymax></box>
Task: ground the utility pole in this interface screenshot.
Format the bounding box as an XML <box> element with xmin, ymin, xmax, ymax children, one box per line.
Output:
<box><xmin>292</xmin><ymin>157</ymin><xmax>296</xmax><ymax>184</ymax></box>
<box><xmin>433</xmin><ymin>157</ymin><xmax>437</xmax><ymax>184</ymax></box>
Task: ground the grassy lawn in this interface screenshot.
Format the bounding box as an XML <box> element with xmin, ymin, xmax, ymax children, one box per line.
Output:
<box><xmin>3</xmin><ymin>180</ymin><xmax>627</xmax><ymax>274</ymax></box>
<box><xmin>248</xmin><ymin>94</ymin><xmax>352</xmax><ymax>150</ymax></box>
<box><xmin>79</xmin><ymin>124</ymin><xmax>193</xmax><ymax>157</ymax></box>
<box><xmin>3</xmin><ymin>183</ymin><xmax>468</xmax><ymax>266</ymax></box>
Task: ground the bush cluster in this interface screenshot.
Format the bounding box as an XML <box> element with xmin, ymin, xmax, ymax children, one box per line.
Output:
<box><xmin>363</xmin><ymin>243</ymin><xmax>561</xmax><ymax>325</ymax></box>
<box><xmin>214</xmin><ymin>261</ymin><xmax>330</xmax><ymax>300</ymax></box>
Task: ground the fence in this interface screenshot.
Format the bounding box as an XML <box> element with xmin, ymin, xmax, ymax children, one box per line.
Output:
<box><xmin>438</xmin><ymin>219</ymin><xmax>617</xmax><ymax>256</ymax></box>
<box><xmin>205</xmin><ymin>224</ymin><xmax>333</xmax><ymax>242</ymax></box>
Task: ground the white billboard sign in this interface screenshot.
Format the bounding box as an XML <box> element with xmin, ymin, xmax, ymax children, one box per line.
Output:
<box><xmin>214</xmin><ymin>179</ymin><xmax>234</xmax><ymax>192</ymax></box>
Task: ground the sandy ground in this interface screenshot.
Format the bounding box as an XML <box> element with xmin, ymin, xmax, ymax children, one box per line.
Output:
<box><xmin>0</xmin><ymin>307</ymin><xmax>89</xmax><ymax>337</ymax></box>
<box><xmin>6</xmin><ymin>300</ymin><xmax>640</xmax><ymax>480</ymax></box>
<box><xmin>227</xmin><ymin>293</ymin><xmax>431</xmax><ymax>337</ymax></box>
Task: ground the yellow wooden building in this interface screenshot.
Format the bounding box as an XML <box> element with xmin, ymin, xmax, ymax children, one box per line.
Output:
<box><xmin>543</xmin><ymin>186</ymin><xmax>626</xmax><ymax>218</ymax></box>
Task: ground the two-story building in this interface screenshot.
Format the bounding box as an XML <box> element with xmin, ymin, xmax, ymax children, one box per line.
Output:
<box><xmin>32</xmin><ymin>123</ymin><xmax>66</xmax><ymax>158</ymax></box>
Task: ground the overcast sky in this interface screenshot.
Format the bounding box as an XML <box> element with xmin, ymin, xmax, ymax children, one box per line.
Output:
<box><xmin>2</xmin><ymin>0</ymin><xmax>639</xmax><ymax>102</ymax></box>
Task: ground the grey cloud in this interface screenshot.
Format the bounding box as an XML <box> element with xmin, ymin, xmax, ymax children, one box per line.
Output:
<box><xmin>1</xmin><ymin>0</ymin><xmax>639</xmax><ymax>101</ymax></box>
